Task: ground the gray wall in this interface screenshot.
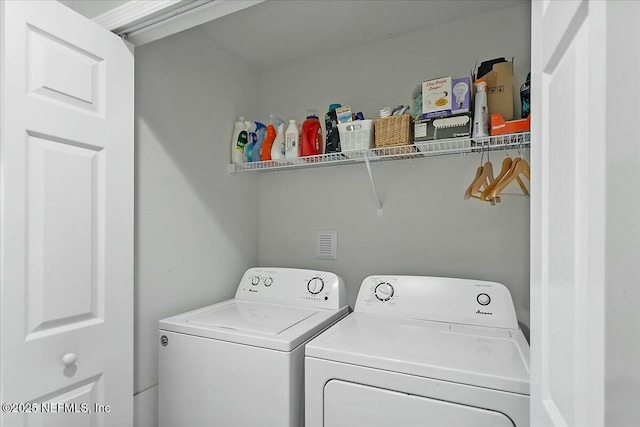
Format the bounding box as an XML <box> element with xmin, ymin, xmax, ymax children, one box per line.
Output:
<box><xmin>256</xmin><ymin>3</ymin><xmax>532</xmax><ymax>330</ymax></box>
<box><xmin>134</xmin><ymin>25</ymin><xmax>259</xmax><ymax>423</ymax></box>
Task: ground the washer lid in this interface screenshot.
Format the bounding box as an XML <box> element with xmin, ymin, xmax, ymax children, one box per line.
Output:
<box><xmin>306</xmin><ymin>313</ymin><xmax>530</xmax><ymax>395</ymax></box>
<box><xmin>160</xmin><ymin>299</ymin><xmax>349</xmax><ymax>352</ymax></box>
<box><xmin>184</xmin><ymin>300</ymin><xmax>317</xmax><ymax>335</ymax></box>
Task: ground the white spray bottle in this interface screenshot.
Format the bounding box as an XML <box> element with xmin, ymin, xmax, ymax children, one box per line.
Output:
<box><xmin>472</xmin><ymin>78</ymin><xmax>490</xmax><ymax>141</ymax></box>
<box><xmin>271</xmin><ymin>117</ymin><xmax>286</xmax><ymax>162</ymax></box>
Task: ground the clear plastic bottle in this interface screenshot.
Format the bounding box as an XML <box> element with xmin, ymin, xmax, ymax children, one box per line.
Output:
<box><xmin>285</xmin><ymin>119</ymin><xmax>299</xmax><ymax>159</ymax></box>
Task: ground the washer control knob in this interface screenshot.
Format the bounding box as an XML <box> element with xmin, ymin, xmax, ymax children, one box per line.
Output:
<box><xmin>477</xmin><ymin>293</ymin><xmax>491</xmax><ymax>306</ymax></box>
<box><xmin>307</xmin><ymin>277</ymin><xmax>324</xmax><ymax>295</ymax></box>
<box><xmin>264</xmin><ymin>277</ymin><xmax>273</xmax><ymax>287</ymax></box>
<box><xmin>374</xmin><ymin>282</ymin><xmax>394</xmax><ymax>301</ymax></box>
<box><xmin>250</xmin><ymin>276</ymin><xmax>260</xmax><ymax>286</ymax></box>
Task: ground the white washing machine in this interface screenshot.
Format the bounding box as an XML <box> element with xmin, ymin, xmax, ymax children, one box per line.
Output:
<box><xmin>159</xmin><ymin>267</ymin><xmax>348</xmax><ymax>427</ymax></box>
<box><xmin>305</xmin><ymin>275</ymin><xmax>530</xmax><ymax>427</ymax></box>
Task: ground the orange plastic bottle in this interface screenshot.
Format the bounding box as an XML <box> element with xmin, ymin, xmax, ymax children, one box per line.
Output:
<box><xmin>261</xmin><ymin>114</ymin><xmax>277</xmax><ymax>161</ymax></box>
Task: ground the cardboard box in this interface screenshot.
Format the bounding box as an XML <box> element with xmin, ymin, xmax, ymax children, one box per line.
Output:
<box><xmin>490</xmin><ymin>113</ymin><xmax>530</xmax><ymax>136</ymax></box>
<box><xmin>482</xmin><ymin>61</ymin><xmax>514</xmax><ymax>121</ymax></box>
<box><xmin>336</xmin><ymin>105</ymin><xmax>352</xmax><ymax>123</ymax></box>
<box><xmin>422</xmin><ymin>76</ymin><xmax>452</xmax><ymax>118</ymax></box>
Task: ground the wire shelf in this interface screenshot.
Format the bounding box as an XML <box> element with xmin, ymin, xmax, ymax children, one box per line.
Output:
<box><xmin>228</xmin><ymin>132</ymin><xmax>530</xmax><ymax>174</ymax></box>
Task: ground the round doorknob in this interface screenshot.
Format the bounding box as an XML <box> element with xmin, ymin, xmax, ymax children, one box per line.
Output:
<box><xmin>62</xmin><ymin>353</ymin><xmax>77</xmax><ymax>366</ymax></box>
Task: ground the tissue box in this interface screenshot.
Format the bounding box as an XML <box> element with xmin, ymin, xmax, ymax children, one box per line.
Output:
<box><xmin>422</xmin><ymin>76</ymin><xmax>452</xmax><ymax>118</ymax></box>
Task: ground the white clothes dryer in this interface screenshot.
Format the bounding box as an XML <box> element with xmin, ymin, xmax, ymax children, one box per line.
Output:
<box><xmin>305</xmin><ymin>275</ymin><xmax>530</xmax><ymax>427</ymax></box>
<box><xmin>159</xmin><ymin>267</ymin><xmax>348</xmax><ymax>427</ymax></box>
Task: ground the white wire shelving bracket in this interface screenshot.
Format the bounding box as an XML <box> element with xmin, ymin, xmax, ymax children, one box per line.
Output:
<box><xmin>227</xmin><ymin>132</ymin><xmax>531</xmax><ymax>214</ymax></box>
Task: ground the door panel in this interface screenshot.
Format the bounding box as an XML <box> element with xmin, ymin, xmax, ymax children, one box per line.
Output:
<box><xmin>26</xmin><ymin>133</ymin><xmax>105</xmax><ymax>335</ymax></box>
<box><xmin>26</xmin><ymin>376</ymin><xmax>103</xmax><ymax>427</ymax></box>
<box><xmin>544</xmin><ymin>22</ymin><xmax>585</xmax><ymax>426</ymax></box>
<box><xmin>531</xmin><ymin>1</ymin><xmax>606</xmax><ymax>426</ymax></box>
<box><xmin>27</xmin><ymin>24</ymin><xmax>105</xmax><ymax>113</ymax></box>
<box><xmin>1</xmin><ymin>1</ymin><xmax>133</xmax><ymax>426</ymax></box>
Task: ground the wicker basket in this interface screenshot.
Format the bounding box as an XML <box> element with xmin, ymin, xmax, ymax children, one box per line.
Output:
<box><xmin>374</xmin><ymin>115</ymin><xmax>415</xmax><ymax>155</ymax></box>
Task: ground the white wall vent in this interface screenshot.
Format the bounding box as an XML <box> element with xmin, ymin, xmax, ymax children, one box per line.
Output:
<box><xmin>316</xmin><ymin>230</ymin><xmax>338</xmax><ymax>260</ymax></box>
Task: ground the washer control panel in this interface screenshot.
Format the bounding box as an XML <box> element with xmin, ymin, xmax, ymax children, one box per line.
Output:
<box><xmin>374</xmin><ymin>282</ymin><xmax>394</xmax><ymax>301</ymax></box>
<box><xmin>476</xmin><ymin>293</ymin><xmax>491</xmax><ymax>306</ymax></box>
<box><xmin>307</xmin><ymin>277</ymin><xmax>325</xmax><ymax>294</ymax></box>
<box><xmin>236</xmin><ymin>267</ymin><xmax>346</xmax><ymax>309</ymax></box>
<box><xmin>355</xmin><ymin>275</ymin><xmax>518</xmax><ymax>329</ymax></box>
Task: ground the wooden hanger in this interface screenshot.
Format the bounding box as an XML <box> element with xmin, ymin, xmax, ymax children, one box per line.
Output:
<box><xmin>481</xmin><ymin>156</ymin><xmax>512</xmax><ymax>202</ymax></box>
<box><xmin>464</xmin><ymin>164</ymin><xmax>483</xmax><ymax>200</ymax></box>
<box><xmin>465</xmin><ymin>146</ymin><xmax>498</xmax><ymax>205</ymax></box>
<box><xmin>473</xmin><ymin>161</ymin><xmax>497</xmax><ymax>205</ymax></box>
<box><xmin>488</xmin><ymin>156</ymin><xmax>530</xmax><ymax>200</ymax></box>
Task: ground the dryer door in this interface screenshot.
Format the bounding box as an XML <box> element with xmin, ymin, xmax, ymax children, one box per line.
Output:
<box><xmin>324</xmin><ymin>380</ymin><xmax>515</xmax><ymax>427</ymax></box>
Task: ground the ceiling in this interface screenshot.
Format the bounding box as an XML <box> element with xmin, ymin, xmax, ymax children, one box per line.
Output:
<box><xmin>198</xmin><ymin>0</ymin><xmax>528</xmax><ymax>69</ymax></box>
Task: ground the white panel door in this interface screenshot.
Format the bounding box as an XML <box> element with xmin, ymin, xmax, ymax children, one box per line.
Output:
<box><xmin>530</xmin><ymin>1</ymin><xmax>606</xmax><ymax>426</ymax></box>
<box><xmin>0</xmin><ymin>1</ymin><xmax>134</xmax><ymax>426</ymax></box>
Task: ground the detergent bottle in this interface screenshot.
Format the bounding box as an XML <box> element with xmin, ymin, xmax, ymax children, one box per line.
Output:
<box><xmin>271</xmin><ymin>118</ymin><xmax>285</xmax><ymax>162</ymax></box>
<box><xmin>285</xmin><ymin>119</ymin><xmax>299</xmax><ymax>160</ymax></box>
<box><xmin>261</xmin><ymin>115</ymin><xmax>277</xmax><ymax>161</ymax></box>
<box><xmin>230</xmin><ymin>116</ymin><xmax>247</xmax><ymax>164</ymax></box>
<box><xmin>244</xmin><ymin>120</ymin><xmax>257</xmax><ymax>162</ymax></box>
<box><xmin>250</xmin><ymin>122</ymin><xmax>266</xmax><ymax>162</ymax></box>
<box><xmin>325</xmin><ymin>104</ymin><xmax>341</xmax><ymax>153</ymax></box>
<box><xmin>301</xmin><ymin>109</ymin><xmax>323</xmax><ymax>157</ymax></box>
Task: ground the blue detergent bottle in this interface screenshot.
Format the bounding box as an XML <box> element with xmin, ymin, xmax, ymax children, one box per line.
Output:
<box><xmin>250</xmin><ymin>122</ymin><xmax>266</xmax><ymax>162</ymax></box>
<box><xmin>244</xmin><ymin>120</ymin><xmax>257</xmax><ymax>162</ymax></box>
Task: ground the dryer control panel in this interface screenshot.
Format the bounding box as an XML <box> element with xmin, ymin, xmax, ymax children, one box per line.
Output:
<box><xmin>355</xmin><ymin>276</ymin><xmax>518</xmax><ymax>329</ymax></box>
<box><xmin>235</xmin><ymin>267</ymin><xmax>347</xmax><ymax>310</ymax></box>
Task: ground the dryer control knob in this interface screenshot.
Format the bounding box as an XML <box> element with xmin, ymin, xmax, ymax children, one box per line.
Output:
<box><xmin>307</xmin><ymin>277</ymin><xmax>324</xmax><ymax>294</ymax></box>
<box><xmin>477</xmin><ymin>293</ymin><xmax>491</xmax><ymax>306</ymax></box>
<box><xmin>374</xmin><ymin>282</ymin><xmax>394</xmax><ymax>301</ymax></box>
<box><xmin>264</xmin><ymin>277</ymin><xmax>273</xmax><ymax>287</ymax></box>
<box><xmin>250</xmin><ymin>276</ymin><xmax>260</xmax><ymax>286</ymax></box>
